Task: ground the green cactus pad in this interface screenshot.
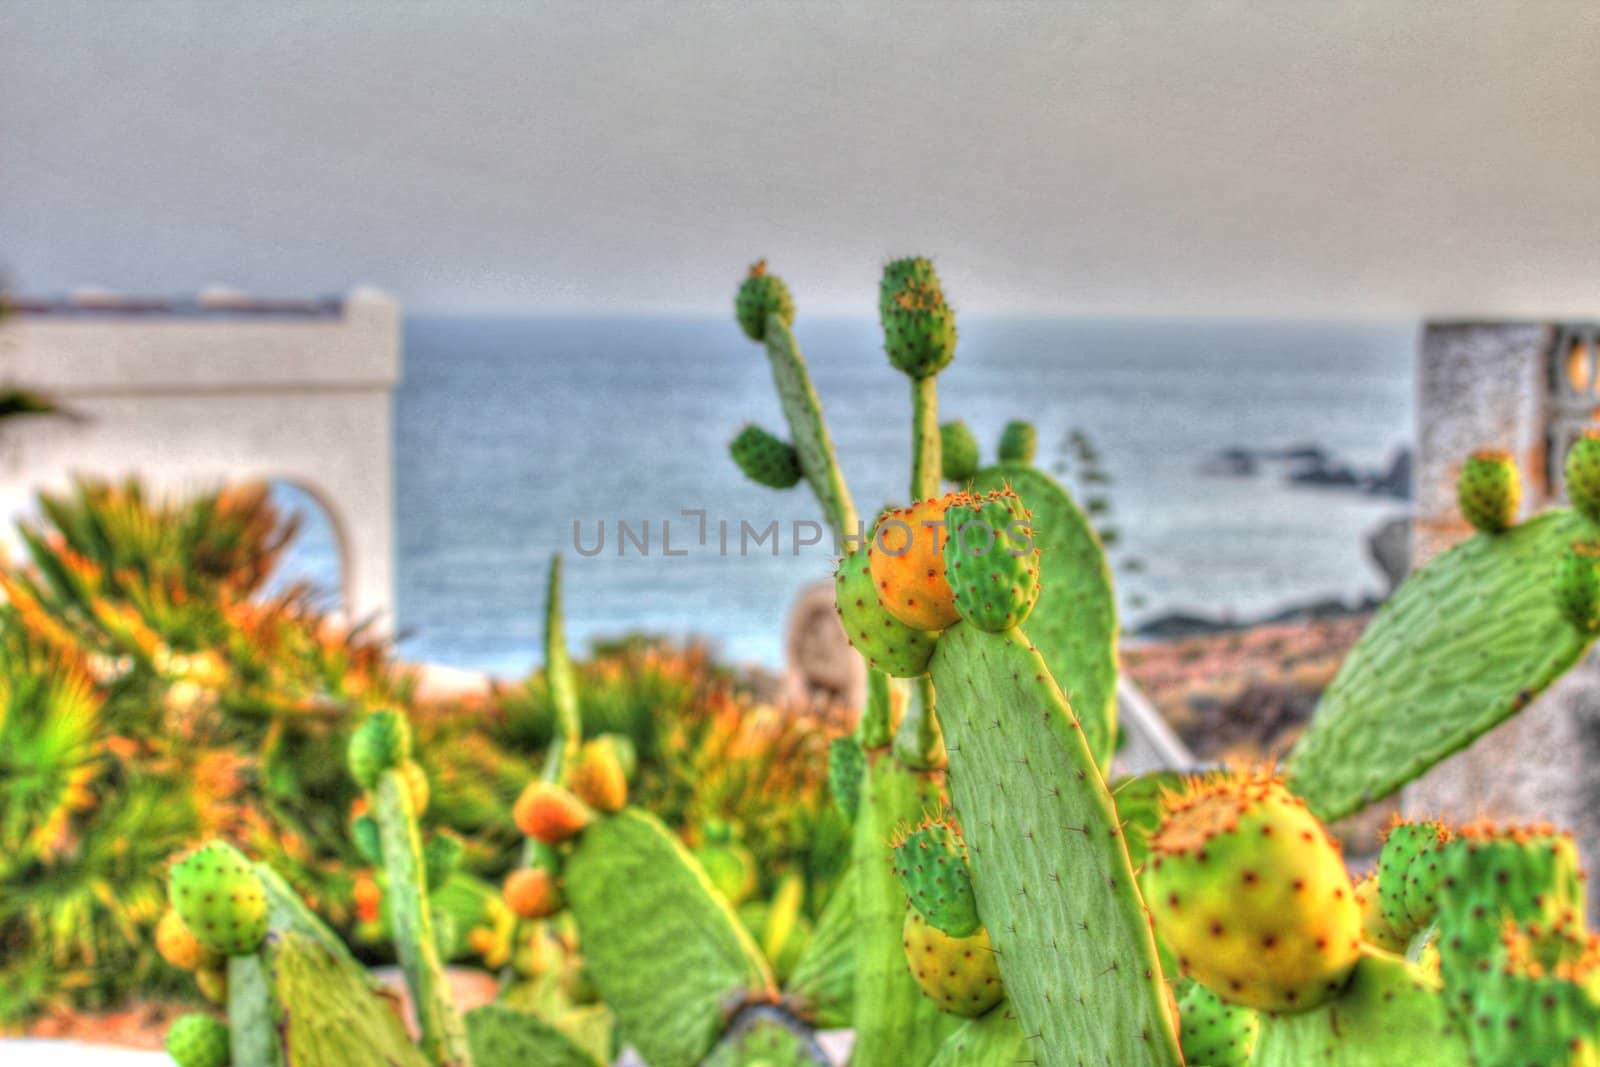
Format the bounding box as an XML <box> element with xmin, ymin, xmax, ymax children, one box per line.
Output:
<box><xmin>781</xmin><ymin>871</ymin><xmax>856</xmax><ymax>1030</ymax></box>
<box><xmin>929</xmin><ymin>624</ymin><xmax>1181</xmax><ymax>1066</ymax></box>
<box><xmin>997</xmin><ymin>421</ymin><xmax>1036</xmax><ymax>465</ymax></box>
<box><xmin>1285</xmin><ymin>507</ymin><xmax>1600</xmax><ymax>820</ymax></box>
<box><xmin>351</xmin><ymin>814</ymin><xmax>382</xmax><ymax>865</ymax></box>
<box><xmin>1177</xmin><ymin>983</ymin><xmax>1258</xmax><ymax>1067</ymax></box>
<box><xmin>730</xmin><ymin>424</ymin><xmax>803</xmax><ymax>490</ymax></box>
<box><xmin>927</xmin><ymin>1004</ymin><xmax>1029</xmax><ymax>1067</ymax></box>
<box><xmin>943</xmin><ymin>488</ymin><xmax>1041</xmax><ymax>632</ymax></box>
<box><xmin>1555</xmin><ymin>541</ymin><xmax>1600</xmax><ymax>632</ymax></box>
<box><xmin>564</xmin><ymin>809</ymin><xmax>775</xmax><ymax>1067</ymax></box>
<box><xmin>347</xmin><ymin>708</ymin><xmax>411</xmax><ymax>791</ymax></box>
<box><xmin>701</xmin><ymin>1005</ymin><xmax>829</xmax><ymax>1067</ymax></box>
<box><xmin>1463</xmin><ymin>922</ymin><xmax>1600</xmax><ymax>1066</ymax></box>
<box><xmin>833</xmin><ymin>547</ymin><xmax>939</xmax><ymax>677</ymax></box>
<box><xmin>1565</xmin><ymin>428</ymin><xmax>1600</xmax><ymax>520</ymax></box>
<box><xmin>939</xmin><ymin>421</ymin><xmax>980</xmax><ymax>483</ymax></box>
<box><xmin>1457</xmin><ymin>449</ymin><xmax>1520</xmax><ymax>533</ymax></box>
<box><xmin>880</xmin><ymin>259</ymin><xmax>957</xmax><ymax>379</ymax></box>
<box><xmin>170</xmin><ymin>841</ymin><xmax>270</xmax><ymax>957</ymax></box>
<box><xmin>166</xmin><ymin>1014</ymin><xmax>231</xmax><ymax>1067</ymax></box>
<box><xmin>263</xmin><ymin>929</ymin><xmax>430</xmax><ymax>1067</ymax></box>
<box><xmin>1250</xmin><ymin>950</ymin><xmax>1467</xmax><ymax>1067</ymax></box>
<box><xmin>465</xmin><ymin>1004</ymin><xmax>603</xmax><ymax>1067</ymax></box>
<box><xmin>736</xmin><ymin>262</ymin><xmax>795</xmax><ymax>342</ymax></box>
<box><xmin>827</xmin><ymin>736</ymin><xmax>864</xmax><ymax>821</ymax></box>
<box><xmin>850</xmin><ymin>754</ymin><xmax>959</xmax><ymax>1065</ymax></box>
<box><xmin>891</xmin><ymin>816</ymin><xmax>980</xmax><ymax>938</ymax></box>
<box><xmin>422</xmin><ymin>832</ymin><xmax>464</xmax><ymax>891</ymax></box>
<box><xmin>970</xmin><ymin>464</ymin><xmax>1118</xmax><ymax>768</ymax></box>
<box><xmin>226</xmin><ymin>954</ymin><xmax>279</xmax><ymax>1067</ymax></box>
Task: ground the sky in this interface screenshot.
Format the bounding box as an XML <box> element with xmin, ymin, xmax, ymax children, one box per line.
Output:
<box><xmin>4</xmin><ymin>1</ymin><xmax>1600</xmax><ymax>317</ymax></box>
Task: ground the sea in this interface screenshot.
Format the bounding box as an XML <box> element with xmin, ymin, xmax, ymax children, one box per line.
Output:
<box><xmin>275</xmin><ymin>315</ymin><xmax>1415</xmax><ymax>677</ymax></box>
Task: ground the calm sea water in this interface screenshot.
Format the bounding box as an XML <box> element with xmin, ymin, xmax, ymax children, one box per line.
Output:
<box><xmin>277</xmin><ymin>315</ymin><xmax>1414</xmax><ymax>676</ymax></box>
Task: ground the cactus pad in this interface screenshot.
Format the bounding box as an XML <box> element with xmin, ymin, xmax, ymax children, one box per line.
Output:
<box><xmin>347</xmin><ymin>709</ymin><xmax>411</xmax><ymax>791</ymax></box>
<box><xmin>901</xmin><ymin>909</ymin><xmax>1004</xmax><ymax>1017</ymax></box>
<box><xmin>1143</xmin><ymin>773</ymin><xmax>1361</xmax><ymax>1013</ymax></box>
<box><xmin>1177</xmin><ymin>982</ymin><xmax>1258</xmax><ymax>1067</ymax></box>
<box><xmin>869</xmin><ymin>495</ymin><xmax>965</xmax><ymax>630</ymax></box>
<box><xmin>263</xmin><ymin>929</ymin><xmax>430</xmax><ymax>1067</ymax></box>
<box><xmin>736</xmin><ymin>261</ymin><xmax>795</xmax><ymax>342</ymax></box>
<box><xmin>891</xmin><ymin>815</ymin><xmax>980</xmax><ymax>938</ymax></box>
<box><xmin>833</xmin><ymin>544</ymin><xmax>938</xmax><ymax>677</ymax></box>
<box><xmin>1555</xmin><ymin>540</ymin><xmax>1600</xmax><ymax>632</ymax></box>
<box><xmin>1457</xmin><ymin>448</ymin><xmax>1520</xmax><ymax>532</ymax></box>
<box><xmin>563</xmin><ymin>809</ymin><xmax>775</xmax><ymax>1067</ymax></box>
<box><xmin>729</xmin><ymin>424</ymin><xmax>803</xmax><ymax>490</ymax></box>
<box><xmin>1566</xmin><ymin>428</ymin><xmax>1600</xmax><ymax>520</ymax></box>
<box><xmin>1464</xmin><ymin>921</ymin><xmax>1600</xmax><ymax>1066</ymax></box>
<box><xmin>997</xmin><ymin>420</ymin><xmax>1036</xmax><ymax>465</ymax></box>
<box><xmin>1352</xmin><ymin>872</ymin><xmax>1407</xmax><ymax>954</ymax></box>
<box><xmin>927</xmin><ymin>1004</ymin><xmax>1029</xmax><ymax>1067</ymax></box>
<box><xmin>170</xmin><ymin>841</ymin><xmax>270</xmax><ymax>957</ymax></box>
<box><xmin>166</xmin><ymin>1014</ymin><xmax>231</xmax><ymax>1067</ymax></box>
<box><xmin>939</xmin><ymin>420</ymin><xmax>980</xmax><ymax>483</ymax></box>
<box><xmin>827</xmin><ymin>736</ymin><xmax>864</xmax><ymax>821</ymax></box>
<box><xmin>929</xmin><ymin>623</ymin><xmax>1181</xmax><ymax>1066</ymax></box>
<box><xmin>465</xmin><ymin>1004</ymin><xmax>603</xmax><ymax>1067</ymax></box>
<box><xmin>514</xmin><ymin>781</ymin><xmax>593</xmax><ymax>844</ymax></box>
<box><xmin>422</xmin><ymin>832</ymin><xmax>462</xmax><ymax>891</ymax></box>
<box><xmin>701</xmin><ymin>1004</ymin><xmax>830</xmax><ymax>1067</ymax></box>
<box><xmin>1376</xmin><ymin>818</ymin><xmax>1450</xmax><ymax>938</ymax></box>
<box><xmin>943</xmin><ymin>488</ymin><xmax>1040</xmax><ymax>632</ymax></box>
<box><xmin>970</xmin><ymin>464</ymin><xmax>1119</xmax><ymax>768</ymax></box>
<box><xmin>1285</xmin><ymin>507</ymin><xmax>1600</xmax><ymax>820</ymax></box>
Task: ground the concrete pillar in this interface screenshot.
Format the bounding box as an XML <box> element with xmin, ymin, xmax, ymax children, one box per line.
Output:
<box><xmin>1402</xmin><ymin>322</ymin><xmax>1600</xmax><ymax>916</ymax></box>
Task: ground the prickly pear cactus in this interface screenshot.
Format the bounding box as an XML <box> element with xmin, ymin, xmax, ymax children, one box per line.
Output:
<box><xmin>1177</xmin><ymin>982</ymin><xmax>1258</xmax><ymax>1067</ymax></box>
<box><xmin>997</xmin><ymin>421</ymin><xmax>1036</xmax><ymax>465</ymax></box>
<box><xmin>827</xmin><ymin>736</ymin><xmax>864</xmax><ymax>821</ymax></box>
<box><xmin>1556</xmin><ymin>541</ymin><xmax>1600</xmax><ymax>633</ymax></box>
<box><xmin>1143</xmin><ymin>772</ymin><xmax>1362</xmax><ymax>1013</ymax></box>
<box><xmin>926</xmin><ymin>1004</ymin><xmax>1029</xmax><ymax>1067</ymax></box>
<box><xmin>943</xmin><ymin>488</ymin><xmax>1040</xmax><ymax>632</ymax></box>
<box><xmin>1286</xmin><ymin>506</ymin><xmax>1600</xmax><ymax>820</ymax></box>
<box><xmin>170</xmin><ymin>841</ymin><xmax>270</xmax><ymax>957</ymax></box>
<box><xmin>563</xmin><ymin>809</ymin><xmax>775</xmax><ymax>1067</ymax></box>
<box><xmin>1249</xmin><ymin>950</ymin><xmax>1468</xmax><ymax>1067</ymax></box>
<box><xmin>263</xmin><ymin>929</ymin><xmax>431</xmax><ymax>1067</ymax></box>
<box><xmin>1375</xmin><ymin>818</ymin><xmax>1451</xmax><ymax>940</ymax></box>
<box><xmin>700</xmin><ymin>1005</ymin><xmax>830</xmax><ymax>1067</ymax></box>
<box><xmin>939</xmin><ymin>420</ymin><xmax>980</xmax><ymax>483</ymax></box>
<box><xmin>1457</xmin><ymin>448</ymin><xmax>1520</xmax><ymax>533</ymax></box>
<box><xmin>464</xmin><ymin>1004</ymin><xmax>602</xmax><ymax>1067</ymax></box>
<box><xmin>729</xmin><ymin>424</ymin><xmax>803</xmax><ymax>491</ymax></box>
<box><xmin>901</xmin><ymin>909</ymin><xmax>1004</xmax><ymax>1018</ymax></box>
<box><xmin>879</xmin><ymin>256</ymin><xmax>957</xmax><ymax>379</ymax></box>
<box><xmin>781</xmin><ymin>871</ymin><xmax>856</xmax><ymax>1030</ymax></box>
<box><xmin>1464</xmin><ymin>921</ymin><xmax>1600</xmax><ymax>1067</ymax></box>
<box><xmin>929</xmin><ymin>624</ymin><xmax>1181</xmax><ymax>1066</ymax></box>
<box><xmin>834</xmin><ymin>547</ymin><xmax>939</xmax><ymax>678</ymax></box>
<box><xmin>891</xmin><ymin>814</ymin><xmax>979</xmax><ymax>937</ymax></box>
<box><xmin>869</xmin><ymin>495</ymin><xmax>964</xmax><ymax>631</ymax></box>
<box><xmin>735</xmin><ymin>261</ymin><xmax>795</xmax><ymax>343</ymax></box>
<box><xmin>969</xmin><ymin>464</ymin><xmax>1119</xmax><ymax>769</ymax></box>
<box><xmin>166</xmin><ymin>1014</ymin><xmax>231</xmax><ymax>1067</ymax></box>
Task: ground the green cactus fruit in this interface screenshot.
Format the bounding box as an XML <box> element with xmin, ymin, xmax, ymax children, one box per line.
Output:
<box><xmin>735</xmin><ymin>260</ymin><xmax>795</xmax><ymax>342</ymax></box>
<box><xmin>997</xmin><ymin>420</ymin><xmax>1036</xmax><ymax>465</ymax></box>
<box><xmin>1556</xmin><ymin>541</ymin><xmax>1600</xmax><ymax>633</ymax></box>
<box><xmin>1352</xmin><ymin>873</ymin><xmax>1408</xmax><ymax>955</ymax></box>
<box><xmin>891</xmin><ymin>816</ymin><xmax>980</xmax><ymax>938</ymax></box>
<box><xmin>1434</xmin><ymin>820</ymin><xmax>1589</xmax><ymax>1013</ymax></box>
<box><xmin>1565</xmin><ymin>428</ymin><xmax>1600</xmax><ymax>520</ymax></box>
<box><xmin>1464</xmin><ymin>920</ymin><xmax>1600</xmax><ymax>1067</ymax></box>
<box><xmin>833</xmin><ymin>547</ymin><xmax>938</xmax><ymax>677</ymax></box>
<box><xmin>880</xmin><ymin>259</ymin><xmax>957</xmax><ymax>379</ymax></box>
<box><xmin>901</xmin><ymin>909</ymin><xmax>1004</xmax><ymax>1017</ymax></box>
<box><xmin>169</xmin><ymin>841</ymin><xmax>269</xmax><ymax>957</ymax></box>
<box><xmin>351</xmin><ymin>813</ymin><xmax>382</xmax><ymax>866</ymax></box>
<box><xmin>1375</xmin><ymin>819</ymin><xmax>1449</xmax><ymax>942</ymax></box>
<box><xmin>166</xmin><ymin>1013</ymin><xmax>231</xmax><ymax>1067</ymax></box>
<box><xmin>729</xmin><ymin>423</ymin><xmax>803</xmax><ymax>491</ymax></box>
<box><xmin>1457</xmin><ymin>448</ymin><xmax>1520</xmax><ymax>532</ymax></box>
<box><xmin>940</xmin><ymin>421</ymin><xmax>980</xmax><ymax>483</ymax></box>
<box><xmin>827</xmin><ymin>736</ymin><xmax>864</xmax><ymax>821</ymax></box>
<box><xmin>1177</xmin><ymin>982</ymin><xmax>1259</xmax><ymax>1067</ymax></box>
<box><xmin>943</xmin><ymin>488</ymin><xmax>1040</xmax><ymax>632</ymax></box>
<box><xmin>347</xmin><ymin>709</ymin><xmax>411</xmax><ymax>791</ymax></box>
<box><xmin>1143</xmin><ymin>772</ymin><xmax>1362</xmax><ymax>1013</ymax></box>
<box><xmin>423</xmin><ymin>832</ymin><xmax>463</xmax><ymax>891</ymax></box>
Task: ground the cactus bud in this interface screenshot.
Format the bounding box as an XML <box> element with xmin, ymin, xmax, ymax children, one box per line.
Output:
<box><xmin>1555</xmin><ymin>542</ymin><xmax>1600</xmax><ymax>633</ymax></box>
<box><xmin>1456</xmin><ymin>448</ymin><xmax>1520</xmax><ymax>532</ymax></box>
<box><xmin>939</xmin><ymin>420</ymin><xmax>979</xmax><ymax>483</ymax></box>
<box><xmin>347</xmin><ymin>709</ymin><xmax>411</xmax><ymax>791</ymax></box>
<box><xmin>1565</xmin><ymin>429</ymin><xmax>1600</xmax><ymax>520</ymax></box>
<box><xmin>735</xmin><ymin>260</ymin><xmax>795</xmax><ymax>342</ymax></box>
<box><xmin>998</xmin><ymin>420</ymin><xmax>1036</xmax><ymax>465</ymax></box>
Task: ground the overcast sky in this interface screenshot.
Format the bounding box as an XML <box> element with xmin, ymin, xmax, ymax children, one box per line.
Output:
<box><xmin>5</xmin><ymin>1</ymin><xmax>1600</xmax><ymax>316</ymax></box>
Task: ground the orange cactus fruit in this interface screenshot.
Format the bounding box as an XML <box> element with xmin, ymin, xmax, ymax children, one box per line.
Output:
<box><xmin>868</xmin><ymin>494</ymin><xmax>968</xmax><ymax>630</ymax></box>
<box><xmin>513</xmin><ymin>781</ymin><xmax>593</xmax><ymax>845</ymax></box>
<box><xmin>155</xmin><ymin>908</ymin><xmax>220</xmax><ymax>972</ymax></box>
<box><xmin>503</xmin><ymin>867</ymin><xmax>565</xmax><ymax>920</ymax></box>
<box><xmin>570</xmin><ymin>739</ymin><xmax>628</xmax><ymax>813</ymax></box>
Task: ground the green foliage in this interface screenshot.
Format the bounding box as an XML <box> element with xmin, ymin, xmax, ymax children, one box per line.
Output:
<box><xmin>1286</xmin><ymin>508</ymin><xmax>1600</xmax><ymax>820</ymax></box>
